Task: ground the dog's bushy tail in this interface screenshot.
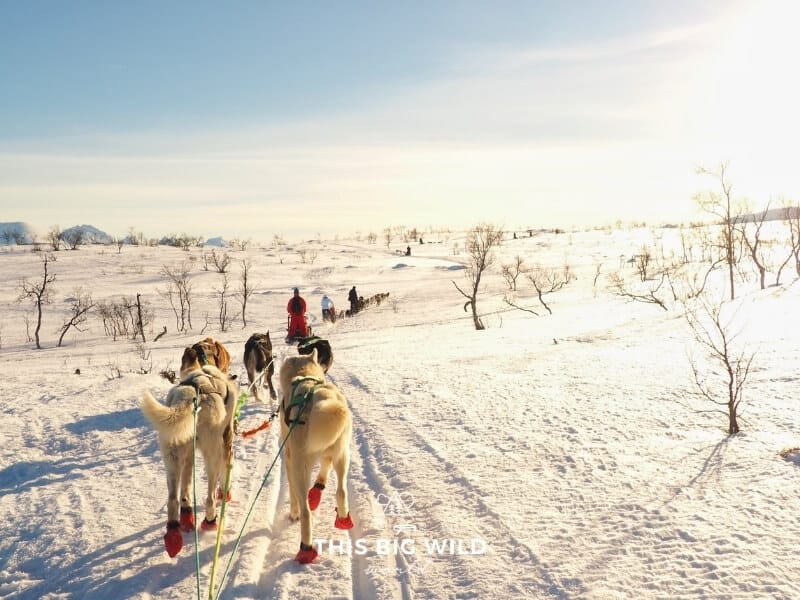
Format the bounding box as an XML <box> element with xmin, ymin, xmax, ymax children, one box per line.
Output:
<box><xmin>141</xmin><ymin>391</ymin><xmax>195</xmax><ymax>444</ymax></box>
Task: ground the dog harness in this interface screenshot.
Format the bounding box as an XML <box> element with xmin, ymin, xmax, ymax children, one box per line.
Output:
<box><xmin>182</xmin><ymin>370</ymin><xmax>229</xmax><ymax>406</ymax></box>
<box><xmin>192</xmin><ymin>343</ymin><xmax>210</xmax><ymax>366</ymax></box>
<box><xmin>283</xmin><ymin>376</ymin><xmax>324</xmax><ymax>427</ymax></box>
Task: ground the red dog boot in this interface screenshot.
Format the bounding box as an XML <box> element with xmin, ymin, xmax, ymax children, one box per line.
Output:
<box><xmin>307</xmin><ymin>483</ymin><xmax>325</xmax><ymax>511</ymax></box>
<box><xmin>296</xmin><ymin>542</ymin><xmax>318</xmax><ymax>564</ymax></box>
<box><xmin>179</xmin><ymin>507</ymin><xmax>195</xmax><ymax>531</ymax></box>
<box><xmin>164</xmin><ymin>521</ymin><xmax>183</xmax><ymax>558</ymax></box>
<box><xmin>200</xmin><ymin>517</ymin><xmax>218</xmax><ymax>531</ymax></box>
<box><xmin>334</xmin><ymin>508</ymin><xmax>354</xmax><ymax>530</ymax></box>
<box><xmin>216</xmin><ymin>487</ymin><xmax>232</xmax><ymax>502</ymax></box>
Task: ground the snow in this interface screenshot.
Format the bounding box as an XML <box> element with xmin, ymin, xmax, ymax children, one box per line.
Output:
<box><xmin>0</xmin><ymin>227</ymin><xmax>798</xmax><ymax>600</ymax></box>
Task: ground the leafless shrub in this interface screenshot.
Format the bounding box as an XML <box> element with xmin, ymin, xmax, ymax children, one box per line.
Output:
<box><xmin>56</xmin><ymin>289</ymin><xmax>94</xmax><ymax>347</ymax></box>
<box><xmin>694</xmin><ymin>162</ymin><xmax>744</xmax><ymax>300</ymax></box>
<box><xmin>526</xmin><ymin>265</ymin><xmax>570</xmax><ymax>315</ymax></box>
<box><xmin>215</xmin><ymin>272</ymin><xmax>237</xmax><ymax>332</ymax></box>
<box><xmin>208</xmin><ymin>248</ymin><xmax>231</xmax><ymax>273</ymax></box>
<box><xmin>500</xmin><ymin>255</ymin><xmax>525</xmax><ymax>291</ymax></box>
<box><xmin>160</xmin><ymin>262</ymin><xmax>193</xmax><ymax>332</ymax></box>
<box><xmin>297</xmin><ymin>248</ymin><xmax>319</xmax><ymax>264</ymax></box>
<box><xmin>737</xmin><ymin>202</ymin><xmax>770</xmax><ymax>289</ymax></box>
<box><xmin>47</xmin><ymin>226</ymin><xmax>62</xmax><ymax>251</ymax></box>
<box><xmin>608</xmin><ymin>270</ymin><xmax>669</xmax><ymax>311</ymax></box>
<box><xmin>452</xmin><ymin>223</ymin><xmax>504</xmax><ymax>330</ymax></box>
<box><xmin>634</xmin><ymin>245</ymin><xmax>652</xmax><ymax>282</ymax></box>
<box><xmin>684</xmin><ymin>293</ymin><xmax>755</xmax><ymax>435</ymax></box>
<box><xmin>238</xmin><ymin>258</ymin><xmax>256</xmax><ymax>328</ymax></box>
<box><xmin>62</xmin><ymin>228</ymin><xmax>85</xmax><ymax>250</ymax></box>
<box><xmin>95</xmin><ymin>295</ymin><xmax>154</xmax><ymax>341</ymax></box>
<box><xmin>18</xmin><ymin>252</ymin><xmax>57</xmax><ymax>348</ymax></box>
<box><xmin>105</xmin><ymin>360</ymin><xmax>122</xmax><ymax>380</ymax></box>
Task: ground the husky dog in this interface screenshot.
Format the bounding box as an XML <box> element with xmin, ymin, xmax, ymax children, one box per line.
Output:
<box><xmin>296</xmin><ymin>335</ymin><xmax>333</xmax><ymax>373</ymax></box>
<box><xmin>278</xmin><ymin>349</ymin><xmax>354</xmax><ymax>563</ymax></box>
<box><xmin>243</xmin><ymin>332</ymin><xmax>277</xmax><ymax>401</ymax></box>
<box><xmin>191</xmin><ymin>337</ymin><xmax>232</xmax><ymax>374</ymax></box>
<box><xmin>141</xmin><ymin>346</ymin><xmax>237</xmax><ymax>558</ymax></box>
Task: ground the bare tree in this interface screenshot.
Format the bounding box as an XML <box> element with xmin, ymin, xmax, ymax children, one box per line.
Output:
<box><xmin>215</xmin><ymin>272</ymin><xmax>236</xmax><ymax>332</ymax></box>
<box><xmin>56</xmin><ymin>289</ymin><xmax>94</xmax><ymax>347</ymax></box>
<box><xmin>297</xmin><ymin>248</ymin><xmax>319</xmax><ymax>264</ymax></box>
<box><xmin>634</xmin><ymin>245</ymin><xmax>652</xmax><ymax>282</ymax></box>
<box><xmin>204</xmin><ymin>248</ymin><xmax>231</xmax><ymax>273</ymax></box>
<box><xmin>452</xmin><ymin>223</ymin><xmax>504</xmax><ymax>330</ymax></box>
<box><xmin>18</xmin><ymin>252</ymin><xmax>57</xmax><ymax>348</ymax></box>
<box><xmin>608</xmin><ymin>270</ymin><xmax>669</xmax><ymax>311</ymax></box>
<box><xmin>160</xmin><ymin>262</ymin><xmax>193</xmax><ymax>332</ymax></box>
<box><xmin>238</xmin><ymin>258</ymin><xmax>257</xmax><ymax>328</ymax></box>
<box><xmin>527</xmin><ymin>265</ymin><xmax>570</xmax><ymax>315</ymax></box>
<box><xmin>684</xmin><ymin>294</ymin><xmax>755</xmax><ymax>435</ymax></box>
<box><xmin>782</xmin><ymin>202</ymin><xmax>800</xmax><ymax>279</ymax></box>
<box><xmin>500</xmin><ymin>255</ymin><xmax>525</xmax><ymax>291</ymax></box>
<box><xmin>383</xmin><ymin>227</ymin><xmax>394</xmax><ymax>249</ymax></box>
<box><xmin>694</xmin><ymin>163</ymin><xmax>742</xmax><ymax>300</ymax></box>
<box><xmin>47</xmin><ymin>226</ymin><xmax>63</xmax><ymax>251</ymax></box>
<box><xmin>592</xmin><ymin>260</ymin><xmax>603</xmax><ymax>298</ymax></box>
<box><xmin>62</xmin><ymin>228</ymin><xmax>85</xmax><ymax>250</ymax></box>
<box><xmin>737</xmin><ymin>202</ymin><xmax>770</xmax><ymax>290</ymax></box>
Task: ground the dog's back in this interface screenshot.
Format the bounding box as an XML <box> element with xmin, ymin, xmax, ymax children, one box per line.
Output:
<box><xmin>245</xmin><ymin>333</ymin><xmax>273</xmax><ymax>373</ymax></box>
<box><xmin>244</xmin><ymin>332</ymin><xmax>276</xmax><ymax>401</ymax></box>
<box><xmin>279</xmin><ymin>351</ymin><xmax>350</xmax><ymax>454</ymax></box>
<box><xmin>192</xmin><ymin>337</ymin><xmax>232</xmax><ymax>373</ymax></box>
<box><xmin>296</xmin><ymin>336</ymin><xmax>333</xmax><ymax>373</ymax></box>
<box><xmin>142</xmin><ymin>365</ymin><xmax>236</xmax><ymax>448</ymax></box>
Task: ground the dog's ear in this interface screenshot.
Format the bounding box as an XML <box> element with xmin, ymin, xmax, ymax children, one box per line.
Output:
<box><xmin>182</xmin><ymin>346</ymin><xmax>198</xmax><ymax>364</ymax></box>
<box><xmin>310</xmin><ymin>347</ymin><xmax>319</xmax><ymax>364</ymax></box>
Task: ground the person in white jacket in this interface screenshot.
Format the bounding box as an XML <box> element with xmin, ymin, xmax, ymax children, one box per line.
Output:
<box><xmin>321</xmin><ymin>295</ymin><xmax>336</xmax><ymax>323</ymax></box>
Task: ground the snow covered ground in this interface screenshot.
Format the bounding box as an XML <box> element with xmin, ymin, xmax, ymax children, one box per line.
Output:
<box><xmin>0</xmin><ymin>226</ymin><xmax>798</xmax><ymax>600</ymax></box>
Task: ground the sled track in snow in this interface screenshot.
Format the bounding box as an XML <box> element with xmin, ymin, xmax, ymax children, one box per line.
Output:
<box><xmin>338</xmin><ymin>369</ymin><xmax>576</xmax><ymax>599</ymax></box>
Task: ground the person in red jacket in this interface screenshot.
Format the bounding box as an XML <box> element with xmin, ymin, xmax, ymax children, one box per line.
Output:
<box><xmin>287</xmin><ymin>288</ymin><xmax>309</xmax><ymax>338</ymax></box>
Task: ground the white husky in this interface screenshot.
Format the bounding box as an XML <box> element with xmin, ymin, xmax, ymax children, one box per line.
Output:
<box><xmin>141</xmin><ymin>346</ymin><xmax>237</xmax><ymax>558</ymax></box>
<box><xmin>278</xmin><ymin>348</ymin><xmax>354</xmax><ymax>563</ymax></box>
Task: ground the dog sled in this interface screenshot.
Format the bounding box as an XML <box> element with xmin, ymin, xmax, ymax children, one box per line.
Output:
<box><xmin>286</xmin><ymin>314</ymin><xmax>312</xmax><ymax>343</ymax></box>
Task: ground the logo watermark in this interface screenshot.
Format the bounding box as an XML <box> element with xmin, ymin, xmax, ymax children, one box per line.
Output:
<box><xmin>315</xmin><ymin>490</ymin><xmax>487</xmax><ymax>558</ymax></box>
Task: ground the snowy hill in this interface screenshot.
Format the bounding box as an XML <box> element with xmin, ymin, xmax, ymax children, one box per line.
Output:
<box><xmin>0</xmin><ymin>226</ymin><xmax>798</xmax><ymax>599</ymax></box>
<box><xmin>61</xmin><ymin>224</ymin><xmax>114</xmax><ymax>245</ymax></box>
<box><xmin>0</xmin><ymin>221</ymin><xmax>36</xmax><ymax>244</ymax></box>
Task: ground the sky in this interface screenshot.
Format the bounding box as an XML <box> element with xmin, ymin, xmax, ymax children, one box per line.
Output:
<box><xmin>1</xmin><ymin>0</ymin><xmax>799</xmax><ymax>242</ymax></box>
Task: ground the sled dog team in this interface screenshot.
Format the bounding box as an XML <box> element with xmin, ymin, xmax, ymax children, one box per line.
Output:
<box><xmin>140</xmin><ymin>333</ymin><xmax>351</xmax><ymax>564</ymax></box>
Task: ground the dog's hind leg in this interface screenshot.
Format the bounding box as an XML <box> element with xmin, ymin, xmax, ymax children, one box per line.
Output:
<box><xmin>179</xmin><ymin>450</ymin><xmax>195</xmax><ymax>531</ymax></box>
<box><xmin>201</xmin><ymin>454</ymin><xmax>221</xmax><ymax>531</ymax></box>
<box><xmin>163</xmin><ymin>450</ymin><xmax>185</xmax><ymax>558</ymax></box>
<box><xmin>287</xmin><ymin>458</ymin><xmax>317</xmax><ymax>563</ymax></box>
<box><xmin>332</xmin><ymin>450</ymin><xmax>354</xmax><ymax>530</ymax></box>
<box><xmin>284</xmin><ymin>446</ymin><xmax>301</xmax><ymax>521</ymax></box>
<box><xmin>267</xmin><ymin>371</ymin><xmax>277</xmax><ymax>401</ymax></box>
<box><xmin>308</xmin><ymin>456</ymin><xmax>332</xmax><ymax>511</ymax></box>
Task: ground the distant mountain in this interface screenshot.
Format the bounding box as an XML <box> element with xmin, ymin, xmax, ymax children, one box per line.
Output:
<box><xmin>62</xmin><ymin>224</ymin><xmax>113</xmax><ymax>245</ymax></box>
<box><xmin>0</xmin><ymin>222</ymin><xmax>36</xmax><ymax>244</ymax></box>
<box><xmin>204</xmin><ymin>236</ymin><xmax>228</xmax><ymax>247</ymax></box>
<box><xmin>737</xmin><ymin>206</ymin><xmax>800</xmax><ymax>224</ymax></box>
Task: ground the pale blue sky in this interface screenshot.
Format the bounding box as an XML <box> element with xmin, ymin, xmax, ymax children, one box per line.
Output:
<box><xmin>1</xmin><ymin>1</ymin><xmax>798</xmax><ymax>241</ymax></box>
